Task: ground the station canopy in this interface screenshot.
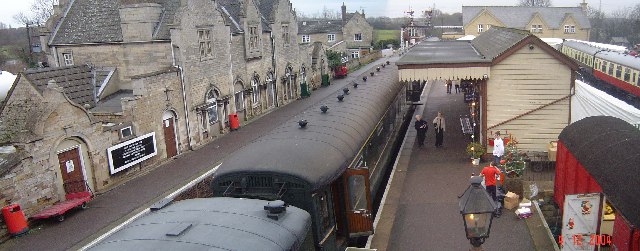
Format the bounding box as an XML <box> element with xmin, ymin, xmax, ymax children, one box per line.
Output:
<box><xmin>396</xmin><ymin>27</ymin><xmax>539</xmax><ymax>81</ymax></box>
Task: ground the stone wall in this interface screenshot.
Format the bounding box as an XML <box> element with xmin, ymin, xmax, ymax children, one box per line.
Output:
<box><xmin>52</xmin><ymin>42</ymin><xmax>173</xmax><ymax>91</ymax></box>
<box><xmin>342</xmin><ymin>13</ymin><xmax>373</xmax><ymax>49</ymax></box>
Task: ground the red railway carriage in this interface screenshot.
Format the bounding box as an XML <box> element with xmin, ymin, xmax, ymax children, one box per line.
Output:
<box><xmin>554</xmin><ymin>116</ymin><xmax>640</xmax><ymax>251</ymax></box>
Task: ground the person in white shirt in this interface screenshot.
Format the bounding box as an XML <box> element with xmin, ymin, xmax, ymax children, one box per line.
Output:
<box><xmin>432</xmin><ymin>112</ymin><xmax>446</xmax><ymax>147</ymax></box>
<box><xmin>493</xmin><ymin>131</ymin><xmax>505</xmax><ymax>166</ymax></box>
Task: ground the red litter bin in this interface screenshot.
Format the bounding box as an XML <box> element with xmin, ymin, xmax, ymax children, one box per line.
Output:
<box><xmin>2</xmin><ymin>204</ymin><xmax>29</xmax><ymax>236</ymax></box>
<box><xmin>229</xmin><ymin>113</ymin><xmax>240</xmax><ymax>130</ymax></box>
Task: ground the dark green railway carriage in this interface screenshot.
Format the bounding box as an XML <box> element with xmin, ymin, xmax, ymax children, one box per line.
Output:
<box><xmin>212</xmin><ymin>76</ymin><xmax>412</xmax><ymax>250</ymax></box>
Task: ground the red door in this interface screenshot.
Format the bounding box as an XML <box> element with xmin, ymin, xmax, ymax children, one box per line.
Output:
<box><xmin>57</xmin><ymin>148</ymin><xmax>87</xmax><ymax>194</ymax></box>
<box><xmin>163</xmin><ymin>118</ymin><xmax>178</xmax><ymax>158</ymax></box>
<box><xmin>343</xmin><ymin>168</ymin><xmax>374</xmax><ymax>237</ymax></box>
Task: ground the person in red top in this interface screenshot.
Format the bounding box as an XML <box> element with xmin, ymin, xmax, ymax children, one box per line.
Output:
<box><xmin>480</xmin><ymin>161</ymin><xmax>501</xmax><ymax>202</ymax></box>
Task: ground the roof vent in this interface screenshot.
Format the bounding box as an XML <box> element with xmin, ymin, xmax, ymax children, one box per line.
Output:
<box><xmin>298</xmin><ymin>119</ymin><xmax>308</xmax><ymax>128</ymax></box>
<box><xmin>264</xmin><ymin>200</ymin><xmax>287</xmax><ymax>220</ymax></box>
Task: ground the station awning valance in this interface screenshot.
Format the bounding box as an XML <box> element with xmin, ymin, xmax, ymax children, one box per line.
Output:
<box><xmin>399</xmin><ymin>67</ymin><xmax>490</xmax><ymax>81</ymax></box>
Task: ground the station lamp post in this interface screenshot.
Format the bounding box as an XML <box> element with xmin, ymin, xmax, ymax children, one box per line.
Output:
<box><xmin>459</xmin><ymin>176</ymin><xmax>498</xmax><ymax>250</ymax></box>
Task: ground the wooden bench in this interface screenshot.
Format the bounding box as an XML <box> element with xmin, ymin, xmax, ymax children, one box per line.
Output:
<box><xmin>460</xmin><ymin>116</ymin><xmax>473</xmax><ymax>134</ymax></box>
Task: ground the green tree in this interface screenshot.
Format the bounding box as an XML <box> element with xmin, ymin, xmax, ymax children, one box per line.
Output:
<box><xmin>325</xmin><ymin>50</ymin><xmax>343</xmax><ymax>70</ymax></box>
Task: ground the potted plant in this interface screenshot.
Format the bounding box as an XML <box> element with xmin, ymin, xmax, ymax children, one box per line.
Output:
<box><xmin>466</xmin><ymin>142</ymin><xmax>485</xmax><ymax>165</ymax></box>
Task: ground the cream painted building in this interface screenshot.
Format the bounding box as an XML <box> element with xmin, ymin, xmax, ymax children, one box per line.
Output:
<box><xmin>397</xmin><ymin>27</ymin><xmax>578</xmax><ymax>152</ymax></box>
<box><xmin>462</xmin><ymin>6</ymin><xmax>591</xmax><ymax>41</ymax></box>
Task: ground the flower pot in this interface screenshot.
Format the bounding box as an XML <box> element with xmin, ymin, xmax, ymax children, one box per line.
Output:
<box><xmin>472</xmin><ymin>158</ymin><xmax>480</xmax><ymax>165</ymax></box>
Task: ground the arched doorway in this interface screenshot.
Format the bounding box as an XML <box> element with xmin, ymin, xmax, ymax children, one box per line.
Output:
<box><xmin>55</xmin><ymin>137</ymin><xmax>93</xmax><ymax>195</ymax></box>
<box><xmin>284</xmin><ymin>66</ymin><xmax>293</xmax><ymax>101</ymax></box>
<box><xmin>162</xmin><ymin>110</ymin><xmax>178</xmax><ymax>158</ymax></box>
<box><xmin>300</xmin><ymin>65</ymin><xmax>308</xmax><ymax>97</ymax></box>
<box><xmin>234</xmin><ymin>80</ymin><xmax>245</xmax><ymax>120</ymax></box>
<box><xmin>266</xmin><ymin>71</ymin><xmax>276</xmax><ymax>108</ymax></box>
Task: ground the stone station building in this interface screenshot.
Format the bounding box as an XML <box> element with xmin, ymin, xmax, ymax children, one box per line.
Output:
<box><xmin>0</xmin><ymin>0</ymin><xmax>330</xmax><ymax>221</ymax></box>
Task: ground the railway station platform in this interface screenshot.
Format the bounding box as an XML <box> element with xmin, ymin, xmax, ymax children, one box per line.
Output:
<box><xmin>0</xmin><ymin>57</ymin><xmax>396</xmax><ymax>251</ymax></box>
<box><xmin>367</xmin><ymin>79</ymin><xmax>543</xmax><ymax>250</ymax></box>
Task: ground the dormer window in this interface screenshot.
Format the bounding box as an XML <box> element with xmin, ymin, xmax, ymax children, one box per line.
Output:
<box><xmin>249</xmin><ymin>26</ymin><xmax>259</xmax><ymax>50</ymax></box>
<box><xmin>62</xmin><ymin>52</ymin><xmax>74</xmax><ymax>66</ymax></box>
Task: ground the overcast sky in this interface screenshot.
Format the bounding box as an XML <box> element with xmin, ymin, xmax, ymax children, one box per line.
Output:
<box><xmin>0</xmin><ymin>0</ymin><xmax>637</xmax><ymax>28</ymax></box>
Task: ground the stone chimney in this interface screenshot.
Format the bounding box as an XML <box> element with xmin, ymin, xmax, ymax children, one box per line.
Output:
<box><xmin>118</xmin><ymin>0</ymin><xmax>163</xmax><ymax>42</ymax></box>
<box><xmin>341</xmin><ymin>3</ymin><xmax>347</xmax><ymax>23</ymax></box>
<box><xmin>579</xmin><ymin>0</ymin><xmax>588</xmax><ymax>12</ymax></box>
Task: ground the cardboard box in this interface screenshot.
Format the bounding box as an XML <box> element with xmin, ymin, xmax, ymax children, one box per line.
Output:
<box><xmin>503</xmin><ymin>192</ymin><xmax>520</xmax><ymax>210</ymax></box>
<box><xmin>548</xmin><ymin>141</ymin><xmax>557</xmax><ymax>161</ymax></box>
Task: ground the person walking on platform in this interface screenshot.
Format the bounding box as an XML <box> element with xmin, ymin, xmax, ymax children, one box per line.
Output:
<box><xmin>454</xmin><ymin>80</ymin><xmax>460</xmax><ymax>93</ymax></box>
<box><xmin>414</xmin><ymin>115</ymin><xmax>428</xmax><ymax>147</ymax></box>
<box><xmin>492</xmin><ymin>131</ymin><xmax>505</xmax><ymax>167</ymax></box>
<box><xmin>480</xmin><ymin>161</ymin><xmax>502</xmax><ymax>217</ymax></box>
<box><xmin>446</xmin><ymin>80</ymin><xmax>452</xmax><ymax>94</ymax></box>
<box><xmin>433</xmin><ymin>112</ymin><xmax>446</xmax><ymax>147</ymax></box>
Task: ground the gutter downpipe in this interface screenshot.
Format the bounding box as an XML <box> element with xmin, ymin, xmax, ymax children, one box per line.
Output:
<box><xmin>271</xmin><ymin>30</ymin><xmax>278</xmax><ymax>107</ymax></box>
<box><xmin>171</xmin><ymin>40</ymin><xmax>193</xmax><ymax>150</ymax></box>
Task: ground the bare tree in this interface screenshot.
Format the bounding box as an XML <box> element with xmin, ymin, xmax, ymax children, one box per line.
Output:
<box><xmin>13</xmin><ymin>0</ymin><xmax>55</xmax><ymax>26</ymax></box>
<box><xmin>518</xmin><ymin>0</ymin><xmax>552</xmax><ymax>7</ymax></box>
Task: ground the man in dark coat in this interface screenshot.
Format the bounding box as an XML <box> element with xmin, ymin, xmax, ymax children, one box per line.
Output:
<box><xmin>414</xmin><ymin>115</ymin><xmax>428</xmax><ymax>147</ymax></box>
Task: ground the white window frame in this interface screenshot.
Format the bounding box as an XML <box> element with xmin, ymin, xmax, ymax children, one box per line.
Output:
<box><xmin>301</xmin><ymin>35</ymin><xmax>310</xmax><ymax>43</ymax></box>
<box><xmin>477</xmin><ymin>24</ymin><xmax>484</xmax><ymax>33</ymax></box>
<box><xmin>327</xmin><ymin>34</ymin><xmax>335</xmax><ymax>42</ymax></box>
<box><xmin>351</xmin><ymin>50</ymin><xmax>360</xmax><ymax>59</ymax></box>
<box><xmin>531</xmin><ymin>24</ymin><xmax>542</xmax><ymax>33</ymax></box>
<box><xmin>354</xmin><ymin>33</ymin><xmax>362</xmax><ymax>41</ymax></box>
<box><xmin>570</xmin><ymin>25</ymin><xmax>575</xmax><ymax>33</ymax></box>
<box><xmin>251</xmin><ymin>78</ymin><xmax>260</xmax><ymax>107</ymax></box>
<box><xmin>235</xmin><ymin>90</ymin><xmax>244</xmax><ymax>111</ymax></box>
<box><xmin>564</xmin><ymin>25</ymin><xmax>570</xmax><ymax>33</ymax></box>
<box><xmin>198</xmin><ymin>29</ymin><xmax>213</xmax><ymax>60</ymax></box>
<box><xmin>62</xmin><ymin>53</ymin><xmax>74</xmax><ymax>66</ymax></box>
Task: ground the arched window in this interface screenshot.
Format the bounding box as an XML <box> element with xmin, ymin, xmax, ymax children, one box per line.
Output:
<box><xmin>251</xmin><ymin>77</ymin><xmax>260</xmax><ymax>106</ymax></box>
<box><xmin>206</xmin><ymin>89</ymin><xmax>218</xmax><ymax>124</ymax></box>
<box><xmin>234</xmin><ymin>81</ymin><xmax>244</xmax><ymax>111</ymax></box>
<box><xmin>266</xmin><ymin>72</ymin><xmax>275</xmax><ymax>107</ymax></box>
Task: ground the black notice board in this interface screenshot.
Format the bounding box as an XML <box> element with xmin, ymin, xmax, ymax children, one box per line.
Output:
<box><xmin>107</xmin><ymin>132</ymin><xmax>157</xmax><ymax>175</ymax></box>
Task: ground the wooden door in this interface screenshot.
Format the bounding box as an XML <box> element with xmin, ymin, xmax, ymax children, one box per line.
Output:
<box><xmin>57</xmin><ymin>147</ymin><xmax>87</xmax><ymax>194</ymax></box>
<box><xmin>163</xmin><ymin>118</ymin><xmax>178</xmax><ymax>158</ymax></box>
<box><xmin>343</xmin><ymin>168</ymin><xmax>374</xmax><ymax>237</ymax></box>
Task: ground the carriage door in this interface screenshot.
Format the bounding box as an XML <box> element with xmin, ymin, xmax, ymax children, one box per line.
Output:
<box><xmin>57</xmin><ymin>147</ymin><xmax>87</xmax><ymax>194</ymax></box>
<box><xmin>343</xmin><ymin>168</ymin><xmax>374</xmax><ymax>237</ymax></box>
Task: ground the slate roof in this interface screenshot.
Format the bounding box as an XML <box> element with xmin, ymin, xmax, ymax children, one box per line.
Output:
<box><xmin>257</xmin><ymin>0</ymin><xmax>277</xmax><ymax>22</ymax></box>
<box><xmin>396</xmin><ymin>41</ymin><xmax>488</xmax><ymax>65</ymax></box>
<box><xmin>90</xmin><ymin>90</ymin><xmax>133</xmax><ymax>113</ymax></box>
<box><xmin>51</xmin><ymin>0</ymin><xmax>180</xmax><ymax>44</ymax></box>
<box><xmin>558</xmin><ymin>116</ymin><xmax>640</xmax><ymax>227</ymax></box>
<box><xmin>471</xmin><ymin>27</ymin><xmax>529</xmax><ymax>60</ymax></box>
<box><xmin>24</xmin><ymin>65</ymin><xmax>96</xmax><ymax>108</ymax></box>
<box><xmin>462</xmin><ymin>6</ymin><xmax>591</xmax><ymax>30</ymax></box>
<box><xmin>218</xmin><ymin>0</ymin><xmax>244</xmax><ymax>34</ymax></box>
<box><xmin>298</xmin><ymin>20</ymin><xmax>342</xmax><ymax>35</ymax></box>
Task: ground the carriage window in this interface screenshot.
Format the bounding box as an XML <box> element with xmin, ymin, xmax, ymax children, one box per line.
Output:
<box><xmin>623</xmin><ymin>68</ymin><xmax>630</xmax><ymax>82</ymax></box>
<box><xmin>600</xmin><ymin>61</ymin><xmax>605</xmax><ymax>72</ymax></box>
<box><xmin>616</xmin><ymin>65</ymin><xmax>622</xmax><ymax>78</ymax></box>
<box><xmin>608</xmin><ymin>63</ymin><xmax>614</xmax><ymax>75</ymax></box>
<box><xmin>347</xmin><ymin>175</ymin><xmax>367</xmax><ymax>211</ymax></box>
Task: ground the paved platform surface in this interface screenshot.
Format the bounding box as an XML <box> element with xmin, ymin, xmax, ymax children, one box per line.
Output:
<box><xmin>0</xmin><ymin>57</ymin><xmax>395</xmax><ymax>251</ymax></box>
<box><xmin>368</xmin><ymin>78</ymin><xmax>536</xmax><ymax>251</ymax></box>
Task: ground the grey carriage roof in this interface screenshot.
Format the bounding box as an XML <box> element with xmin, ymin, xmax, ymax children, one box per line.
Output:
<box><xmin>88</xmin><ymin>197</ymin><xmax>311</xmax><ymax>251</ymax></box>
<box><xmin>558</xmin><ymin>116</ymin><xmax>640</xmax><ymax>228</ymax></box>
<box><xmin>215</xmin><ymin>77</ymin><xmax>404</xmax><ymax>191</ymax></box>
<box><xmin>462</xmin><ymin>6</ymin><xmax>591</xmax><ymax>30</ymax></box>
<box><xmin>50</xmin><ymin>0</ymin><xmax>180</xmax><ymax>44</ymax></box>
<box><xmin>24</xmin><ymin>65</ymin><xmax>96</xmax><ymax>108</ymax></box>
<box><xmin>596</xmin><ymin>51</ymin><xmax>640</xmax><ymax>69</ymax></box>
<box><xmin>562</xmin><ymin>39</ymin><xmax>601</xmax><ymax>55</ymax></box>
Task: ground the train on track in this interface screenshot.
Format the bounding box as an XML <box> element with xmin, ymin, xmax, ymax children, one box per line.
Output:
<box><xmin>211</xmin><ymin>71</ymin><xmax>413</xmax><ymax>250</ymax></box>
<box><xmin>87</xmin><ymin>67</ymin><xmax>414</xmax><ymax>251</ymax></box>
<box><xmin>561</xmin><ymin>39</ymin><xmax>640</xmax><ymax>98</ymax></box>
